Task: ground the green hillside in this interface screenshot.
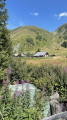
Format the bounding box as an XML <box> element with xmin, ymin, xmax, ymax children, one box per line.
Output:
<box><xmin>55</xmin><ymin>23</ymin><xmax>67</xmax><ymax>48</ymax></box>
<box><xmin>10</xmin><ymin>26</ymin><xmax>53</xmax><ymax>53</ymax></box>
<box><xmin>10</xmin><ymin>24</ymin><xmax>67</xmax><ymax>56</ymax></box>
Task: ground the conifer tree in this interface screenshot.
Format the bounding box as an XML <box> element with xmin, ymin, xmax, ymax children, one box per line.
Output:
<box><xmin>0</xmin><ymin>0</ymin><xmax>12</xmax><ymax>82</ymax></box>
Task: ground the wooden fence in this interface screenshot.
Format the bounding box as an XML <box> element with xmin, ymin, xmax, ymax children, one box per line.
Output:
<box><xmin>42</xmin><ymin>111</ymin><xmax>67</xmax><ymax>120</ymax></box>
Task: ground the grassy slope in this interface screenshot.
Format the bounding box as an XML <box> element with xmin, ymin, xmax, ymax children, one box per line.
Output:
<box><xmin>10</xmin><ymin>24</ymin><xmax>67</xmax><ymax>58</ymax></box>
<box><xmin>10</xmin><ymin>26</ymin><xmax>54</xmax><ymax>53</ymax></box>
<box><xmin>51</xmin><ymin>23</ymin><xmax>67</xmax><ymax>56</ymax></box>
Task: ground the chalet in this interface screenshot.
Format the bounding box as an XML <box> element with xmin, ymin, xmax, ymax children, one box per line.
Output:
<box><xmin>33</xmin><ymin>52</ymin><xmax>49</xmax><ymax>57</ymax></box>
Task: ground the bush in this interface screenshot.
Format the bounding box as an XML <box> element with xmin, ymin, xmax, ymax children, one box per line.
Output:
<box><xmin>0</xmin><ymin>82</ymin><xmax>45</xmax><ymax>120</ymax></box>
<box><xmin>0</xmin><ymin>50</ymin><xmax>9</xmax><ymax>82</ymax></box>
<box><xmin>9</xmin><ymin>58</ymin><xmax>67</xmax><ymax>102</ymax></box>
<box><xmin>36</xmin><ymin>35</ymin><xmax>42</xmax><ymax>41</ymax></box>
<box><xmin>26</xmin><ymin>37</ymin><xmax>34</xmax><ymax>45</ymax></box>
<box><xmin>35</xmin><ymin>48</ymin><xmax>40</xmax><ymax>53</ymax></box>
<box><xmin>61</xmin><ymin>41</ymin><xmax>67</xmax><ymax>48</ymax></box>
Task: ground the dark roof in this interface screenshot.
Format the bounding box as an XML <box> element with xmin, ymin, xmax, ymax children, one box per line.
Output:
<box><xmin>34</xmin><ymin>52</ymin><xmax>48</xmax><ymax>57</ymax></box>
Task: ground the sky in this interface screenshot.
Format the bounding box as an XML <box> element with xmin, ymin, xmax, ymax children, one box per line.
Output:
<box><xmin>6</xmin><ymin>0</ymin><xmax>67</xmax><ymax>31</ymax></box>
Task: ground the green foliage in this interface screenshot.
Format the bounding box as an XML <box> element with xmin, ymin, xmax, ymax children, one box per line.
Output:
<box><xmin>63</xmin><ymin>30</ymin><xmax>67</xmax><ymax>40</ymax></box>
<box><xmin>0</xmin><ymin>0</ymin><xmax>8</xmax><ymax>28</ymax></box>
<box><xmin>9</xmin><ymin>58</ymin><xmax>33</xmax><ymax>82</ymax></box>
<box><xmin>33</xmin><ymin>90</ymin><xmax>45</xmax><ymax>119</ymax></box>
<box><xmin>0</xmin><ymin>82</ymin><xmax>45</xmax><ymax>120</ymax></box>
<box><xmin>43</xmin><ymin>37</ymin><xmax>47</xmax><ymax>41</ymax></box>
<box><xmin>31</xmin><ymin>65</ymin><xmax>67</xmax><ymax>101</ymax></box>
<box><xmin>63</xmin><ymin>35</ymin><xmax>67</xmax><ymax>40</ymax></box>
<box><xmin>61</xmin><ymin>41</ymin><xmax>67</xmax><ymax>48</ymax></box>
<box><xmin>25</xmin><ymin>53</ymin><xmax>33</xmax><ymax>57</ymax></box>
<box><xmin>0</xmin><ymin>0</ymin><xmax>12</xmax><ymax>82</ymax></box>
<box><xmin>36</xmin><ymin>32</ymin><xmax>42</xmax><ymax>41</ymax></box>
<box><xmin>35</xmin><ymin>48</ymin><xmax>40</xmax><ymax>53</ymax></box>
<box><xmin>57</xmin><ymin>23</ymin><xmax>67</xmax><ymax>33</ymax></box>
<box><xmin>0</xmin><ymin>50</ymin><xmax>9</xmax><ymax>82</ymax></box>
<box><xmin>0</xmin><ymin>28</ymin><xmax>12</xmax><ymax>55</ymax></box>
<box><xmin>56</xmin><ymin>23</ymin><xmax>67</xmax><ymax>48</ymax></box>
<box><xmin>0</xmin><ymin>0</ymin><xmax>11</xmax><ymax>53</ymax></box>
<box><xmin>26</xmin><ymin>37</ymin><xmax>34</xmax><ymax>45</ymax></box>
<box><xmin>10</xmin><ymin>59</ymin><xmax>67</xmax><ymax>101</ymax></box>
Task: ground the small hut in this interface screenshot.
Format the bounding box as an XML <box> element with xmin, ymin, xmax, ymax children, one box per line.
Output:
<box><xmin>33</xmin><ymin>52</ymin><xmax>49</xmax><ymax>57</ymax></box>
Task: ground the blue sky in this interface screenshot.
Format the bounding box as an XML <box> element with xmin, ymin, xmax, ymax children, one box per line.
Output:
<box><xmin>6</xmin><ymin>0</ymin><xmax>67</xmax><ymax>31</ymax></box>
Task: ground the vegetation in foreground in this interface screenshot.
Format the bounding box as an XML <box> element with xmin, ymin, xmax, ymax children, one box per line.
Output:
<box><xmin>9</xmin><ymin>58</ymin><xmax>67</xmax><ymax>102</ymax></box>
<box><xmin>0</xmin><ymin>58</ymin><xmax>67</xmax><ymax>119</ymax></box>
<box><xmin>0</xmin><ymin>81</ymin><xmax>45</xmax><ymax>120</ymax></box>
<box><xmin>0</xmin><ymin>0</ymin><xmax>67</xmax><ymax>119</ymax></box>
<box><xmin>0</xmin><ymin>0</ymin><xmax>12</xmax><ymax>82</ymax></box>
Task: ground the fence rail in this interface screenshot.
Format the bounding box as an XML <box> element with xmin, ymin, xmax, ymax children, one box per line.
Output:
<box><xmin>42</xmin><ymin>111</ymin><xmax>67</xmax><ymax>120</ymax></box>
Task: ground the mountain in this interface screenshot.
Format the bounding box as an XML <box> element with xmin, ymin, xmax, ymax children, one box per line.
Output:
<box><xmin>10</xmin><ymin>24</ymin><xmax>67</xmax><ymax>56</ymax></box>
<box><xmin>56</xmin><ymin>23</ymin><xmax>67</xmax><ymax>35</ymax></box>
<box><xmin>55</xmin><ymin>23</ymin><xmax>67</xmax><ymax>48</ymax></box>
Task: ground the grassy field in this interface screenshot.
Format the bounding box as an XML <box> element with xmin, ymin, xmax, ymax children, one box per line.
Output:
<box><xmin>20</xmin><ymin>55</ymin><xmax>67</xmax><ymax>66</ymax></box>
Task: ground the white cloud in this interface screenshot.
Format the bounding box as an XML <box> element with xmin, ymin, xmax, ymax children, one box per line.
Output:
<box><xmin>30</xmin><ymin>12</ymin><xmax>39</xmax><ymax>16</ymax></box>
<box><xmin>54</xmin><ymin>12</ymin><xmax>67</xmax><ymax>19</ymax></box>
<box><xmin>59</xmin><ymin>12</ymin><xmax>67</xmax><ymax>18</ymax></box>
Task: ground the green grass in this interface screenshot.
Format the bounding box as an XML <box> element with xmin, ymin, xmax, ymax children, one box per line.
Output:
<box><xmin>16</xmin><ymin>55</ymin><xmax>67</xmax><ymax>67</ymax></box>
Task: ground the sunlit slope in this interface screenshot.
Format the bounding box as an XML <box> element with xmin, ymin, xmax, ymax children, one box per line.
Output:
<box><xmin>10</xmin><ymin>26</ymin><xmax>54</xmax><ymax>53</ymax></box>
<box><xmin>53</xmin><ymin>23</ymin><xmax>67</xmax><ymax>47</ymax></box>
<box><xmin>10</xmin><ymin>24</ymin><xmax>67</xmax><ymax>56</ymax></box>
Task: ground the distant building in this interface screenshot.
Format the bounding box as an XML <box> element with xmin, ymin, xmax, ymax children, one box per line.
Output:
<box><xmin>33</xmin><ymin>52</ymin><xmax>49</xmax><ymax>57</ymax></box>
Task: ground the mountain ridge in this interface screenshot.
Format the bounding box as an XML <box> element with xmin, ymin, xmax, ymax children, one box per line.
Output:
<box><xmin>10</xmin><ymin>23</ymin><xmax>67</xmax><ymax>56</ymax></box>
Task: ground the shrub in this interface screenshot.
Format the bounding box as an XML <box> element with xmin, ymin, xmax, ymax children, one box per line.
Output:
<box><xmin>9</xmin><ymin>59</ymin><xmax>67</xmax><ymax>102</ymax></box>
<box><xmin>26</xmin><ymin>37</ymin><xmax>34</xmax><ymax>45</ymax></box>
<box><xmin>0</xmin><ymin>81</ymin><xmax>45</xmax><ymax>120</ymax></box>
<box><xmin>36</xmin><ymin>35</ymin><xmax>42</xmax><ymax>41</ymax></box>
<box><xmin>61</xmin><ymin>41</ymin><xmax>67</xmax><ymax>48</ymax></box>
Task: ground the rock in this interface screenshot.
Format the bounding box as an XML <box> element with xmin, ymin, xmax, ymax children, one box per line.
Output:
<box><xmin>50</xmin><ymin>92</ymin><xmax>59</xmax><ymax>100</ymax></box>
<box><xmin>50</xmin><ymin>92</ymin><xmax>61</xmax><ymax>115</ymax></box>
